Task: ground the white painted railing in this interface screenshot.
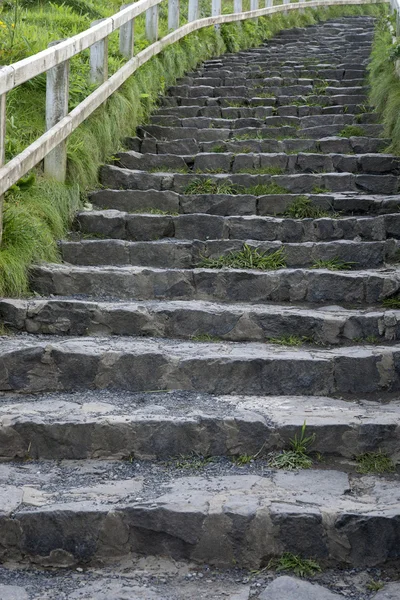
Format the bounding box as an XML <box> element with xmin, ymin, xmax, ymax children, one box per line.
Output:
<box><xmin>0</xmin><ymin>0</ymin><xmax>385</xmax><ymax>237</ymax></box>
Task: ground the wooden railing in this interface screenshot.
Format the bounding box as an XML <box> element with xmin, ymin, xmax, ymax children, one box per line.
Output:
<box><xmin>0</xmin><ymin>0</ymin><xmax>384</xmax><ymax>241</ymax></box>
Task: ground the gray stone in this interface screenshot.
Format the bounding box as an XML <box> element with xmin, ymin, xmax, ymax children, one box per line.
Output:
<box><xmin>374</xmin><ymin>583</ymin><xmax>400</xmax><ymax>599</ymax></box>
<box><xmin>259</xmin><ymin>577</ymin><xmax>342</xmax><ymax>599</ymax></box>
<box><xmin>0</xmin><ymin>585</ymin><xmax>29</xmax><ymax>600</ymax></box>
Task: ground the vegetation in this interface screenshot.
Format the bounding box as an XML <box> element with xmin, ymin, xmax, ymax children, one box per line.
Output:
<box><xmin>200</xmin><ymin>244</ymin><xmax>286</xmax><ymax>270</ymax></box>
<box><xmin>267</xmin><ymin>553</ymin><xmax>322</xmax><ymax>578</ymax></box>
<box><xmin>284</xmin><ymin>195</ymin><xmax>330</xmax><ymax>218</ymax></box>
<box><xmin>0</xmin><ymin>1</ymin><xmax>386</xmax><ymax>296</ymax></box>
<box><xmin>356</xmin><ymin>450</ymin><xmax>396</xmax><ymax>474</ymax></box>
<box><xmin>184</xmin><ymin>179</ymin><xmax>289</xmax><ymax>195</ymax></box>
<box><xmin>312</xmin><ymin>258</ymin><xmax>355</xmax><ymax>270</ymax></box>
<box><xmin>268</xmin><ymin>335</ymin><xmax>314</xmax><ymax>346</ymax></box>
<box><xmin>169</xmin><ymin>452</ymin><xmax>215</xmax><ymax>469</ymax></box>
<box><xmin>367</xmin><ymin>580</ymin><xmax>385</xmax><ymax>592</ymax></box>
<box><xmin>268</xmin><ymin>421</ymin><xmax>316</xmax><ymax>470</ymax></box>
<box><xmin>191</xmin><ymin>333</ymin><xmax>221</xmax><ymax>342</ymax></box>
<box><xmin>369</xmin><ymin>15</ymin><xmax>400</xmax><ymax>154</ymax></box>
<box><xmin>339</xmin><ymin>125</ymin><xmax>365</xmax><ymax>137</ymax></box>
<box><xmin>382</xmin><ymin>295</ymin><xmax>400</xmax><ymax>308</ymax></box>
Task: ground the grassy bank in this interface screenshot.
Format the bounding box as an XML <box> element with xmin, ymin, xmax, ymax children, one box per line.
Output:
<box><xmin>0</xmin><ymin>1</ymin><xmax>386</xmax><ymax>296</ymax></box>
<box><xmin>368</xmin><ymin>13</ymin><xmax>400</xmax><ymax>154</ymax></box>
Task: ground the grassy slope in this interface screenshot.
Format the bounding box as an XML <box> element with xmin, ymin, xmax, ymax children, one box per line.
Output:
<box><xmin>368</xmin><ymin>14</ymin><xmax>400</xmax><ymax>154</ymax></box>
<box><xmin>0</xmin><ymin>1</ymin><xmax>386</xmax><ymax>296</ymax></box>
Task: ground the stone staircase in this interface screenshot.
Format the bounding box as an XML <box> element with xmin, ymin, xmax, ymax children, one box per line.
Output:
<box><xmin>0</xmin><ymin>15</ymin><xmax>400</xmax><ymax>599</ymax></box>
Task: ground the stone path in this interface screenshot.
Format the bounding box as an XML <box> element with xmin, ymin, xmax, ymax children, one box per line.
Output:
<box><xmin>1</xmin><ymin>14</ymin><xmax>400</xmax><ymax>598</ymax></box>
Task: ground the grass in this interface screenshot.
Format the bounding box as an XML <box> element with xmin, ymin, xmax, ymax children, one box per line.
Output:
<box><xmin>267</xmin><ymin>553</ymin><xmax>322</xmax><ymax>578</ymax></box>
<box><xmin>268</xmin><ymin>335</ymin><xmax>314</xmax><ymax>346</ymax></box>
<box><xmin>339</xmin><ymin>125</ymin><xmax>366</xmax><ymax>137</ymax></box>
<box><xmin>311</xmin><ymin>258</ymin><xmax>356</xmax><ymax>271</ymax></box>
<box><xmin>169</xmin><ymin>452</ymin><xmax>215</xmax><ymax>470</ymax></box>
<box><xmin>268</xmin><ymin>421</ymin><xmax>316</xmax><ymax>470</ymax></box>
<box><xmin>0</xmin><ymin>2</ymin><xmax>386</xmax><ymax>296</ymax></box>
<box><xmin>237</xmin><ymin>166</ymin><xmax>285</xmax><ymax>175</ymax></box>
<box><xmin>382</xmin><ymin>296</ymin><xmax>400</xmax><ymax>308</ymax></box>
<box><xmin>355</xmin><ymin>450</ymin><xmax>396</xmax><ymax>474</ymax></box>
<box><xmin>284</xmin><ymin>196</ymin><xmax>330</xmax><ymax>219</ymax></box>
<box><xmin>211</xmin><ymin>144</ymin><xmax>226</xmax><ymax>153</ymax></box>
<box><xmin>367</xmin><ymin>581</ymin><xmax>385</xmax><ymax>592</ymax></box>
<box><xmin>369</xmin><ymin>16</ymin><xmax>400</xmax><ymax>155</ymax></box>
<box><xmin>129</xmin><ymin>208</ymin><xmax>179</xmax><ymax>215</ymax></box>
<box><xmin>191</xmin><ymin>333</ymin><xmax>221</xmax><ymax>342</ymax></box>
<box><xmin>200</xmin><ymin>244</ymin><xmax>286</xmax><ymax>270</ymax></box>
<box><xmin>183</xmin><ymin>180</ymin><xmax>288</xmax><ymax>196</ymax></box>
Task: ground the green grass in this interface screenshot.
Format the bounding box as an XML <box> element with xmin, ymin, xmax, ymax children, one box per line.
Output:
<box><xmin>356</xmin><ymin>450</ymin><xmax>396</xmax><ymax>474</ymax></box>
<box><xmin>369</xmin><ymin>17</ymin><xmax>400</xmax><ymax>154</ymax></box>
<box><xmin>184</xmin><ymin>179</ymin><xmax>239</xmax><ymax>195</ymax></box>
<box><xmin>339</xmin><ymin>125</ymin><xmax>366</xmax><ymax>137</ymax></box>
<box><xmin>367</xmin><ymin>581</ymin><xmax>385</xmax><ymax>592</ymax></box>
<box><xmin>268</xmin><ymin>335</ymin><xmax>314</xmax><ymax>346</ymax></box>
<box><xmin>382</xmin><ymin>295</ymin><xmax>400</xmax><ymax>308</ymax></box>
<box><xmin>237</xmin><ymin>166</ymin><xmax>285</xmax><ymax>175</ymax></box>
<box><xmin>190</xmin><ymin>333</ymin><xmax>221</xmax><ymax>342</ymax></box>
<box><xmin>211</xmin><ymin>144</ymin><xmax>226</xmax><ymax>153</ymax></box>
<box><xmin>284</xmin><ymin>196</ymin><xmax>330</xmax><ymax>218</ymax></box>
<box><xmin>168</xmin><ymin>452</ymin><xmax>215</xmax><ymax>470</ymax></box>
<box><xmin>268</xmin><ymin>421</ymin><xmax>316</xmax><ymax>470</ymax></box>
<box><xmin>0</xmin><ymin>1</ymin><xmax>386</xmax><ymax>296</ymax></box>
<box><xmin>311</xmin><ymin>258</ymin><xmax>356</xmax><ymax>271</ymax></box>
<box><xmin>200</xmin><ymin>244</ymin><xmax>286</xmax><ymax>270</ymax></box>
<box><xmin>268</xmin><ymin>553</ymin><xmax>322</xmax><ymax>578</ymax></box>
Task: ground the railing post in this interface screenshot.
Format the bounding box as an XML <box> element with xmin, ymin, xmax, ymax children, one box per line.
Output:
<box><xmin>146</xmin><ymin>5</ymin><xmax>159</xmax><ymax>42</ymax></box>
<box><xmin>250</xmin><ymin>0</ymin><xmax>259</xmax><ymax>9</ymax></box>
<box><xmin>212</xmin><ymin>0</ymin><xmax>221</xmax><ymax>30</ymax></box>
<box><xmin>234</xmin><ymin>0</ymin><xmax>242</xmax><ymax>12</ymax></box>
<box><xmin>44</xmin><ymin>41</ymin><xmax>69</xmax><ymax>183</ymax></box>
<box><xmin>265</xmin><ymin>0</ymin><xmax>273</xmax><ymax>7</ymax></box>
<box><xmin>188</xmin><ymin>0</ymin><xmax>198</xmax><ymax>22</ymax></box>
<box><xmin>0</xmin><ymin>92</ymin><xmax>6</xmax><ymax>245</ymax></box>
<box><xmin>283</xmin><ymin>0</ymin><xmax>290</xmax><ymax>12</ymax></box>
<box><xmin>90</xmin><ymin>19</ymin><xmax>108</xmax><ymax>84</ymax></box>
<box><xmin>119</xmin><ymin>4</ymin><xmax>135</xmax><ymax>58</ymax></box>
<box><xmin>168</xmin><ymin>0</ymin><xmax>180</xmax><ymax>30</ymax></box>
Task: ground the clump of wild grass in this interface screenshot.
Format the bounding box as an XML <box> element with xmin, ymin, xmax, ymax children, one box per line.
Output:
<box><xmin>200</xmin><ymin>244</ymin><xmax>286</xmax><ymax>270</ymax></box>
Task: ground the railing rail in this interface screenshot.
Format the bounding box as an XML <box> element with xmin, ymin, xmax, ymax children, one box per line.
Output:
<box><xmin>0</xmin><ymin>0</ymin><xmax>385</xmax><ymax>240</ymax></box>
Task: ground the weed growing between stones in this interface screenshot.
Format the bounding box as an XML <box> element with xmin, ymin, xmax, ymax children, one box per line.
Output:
<box><xmin>190</xmin><ymin>333</ymin><xmax>221</xmax><ymax>342</ymax></box>
<box><xmin>149</xmin><ymin>166</ymin><xmax>189</xmax><ymax>173</ymax></box>
<box><xmin>184</xmin><ymin>179</ymin><xmax>239</xmax><ymax>195</ymax></box>
<box><xmin>339</xmin><ymin>125</ymin><xmax>366</xmax><ymax>137</ymax></box>
<box><xmin>237</xmin><ymin>166</ymin><xmax>285</xmax><ymax>175</ymax></box>
<box><xmin>268</xmin><ymin>335</ymin><xmax>314</xmax><ymax>346</ymax></box>
<box><xmin>200</xmin><ymin>244</ymin><xmax>286</xmax><ymax>270</ymax></box>
<box><xmin>129</xmin><ymin>208</ymin><xmax>179</xmax><ymax>215</ymax></box>
<box><xmin>355</xmin><ymin>450</ymin><xmax>396</xmax><ymax>474</ymax></box>
<box><xmin>367</xmin><ymin>580</ymin><xmax>385</xmax><ymax>592</ymax></box>
<box><xmin>268</xmin><ymin>421</ymin><xmax>315</xmax><ymax>470</ymax></box>
<box><xmin>311</xmin><ymin>186</ymin><xmax>331</xmax><ymax>194</ymax></box>
<box><xmin>168</xmin><ymin>452</ymin><xmax>215</xmax><ymax>470</ymax></box>
<box><xmin>382</xmin><ymin>295</ymin><xmax>400</xmax><ymax>308</ymax></box>
<box><xmin>267</xmin><ymin>553</ymin><xmax>322</xmax><ymax>578</ymax></box>
<box><xmin>284</xmin><ymin>195</ymin><xmax>331</xmax><ymax>218</ymax></box>
<box><xmin>184</xmin><ymin>180</ymin><xmax>289</xmax><ymax>196</ymax></box>
<box><xmin>211</xmin><ymin>144</ymin><xmax>226</xmax><ymax>153</ymax></box>
<box><xmin>312</xmin><ymin>258</ymin><xmax>356</xmax><ymax>271</ymax></box>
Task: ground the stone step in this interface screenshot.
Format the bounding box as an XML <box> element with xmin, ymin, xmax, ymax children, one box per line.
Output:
<box><xmin>60</xmin><ymin>239</ymin><xmax>396</xmax><ymax>270</ymax></box>
<box><xmin>149</xmin><ymin>113</ymin><xmax>362</xmax><ymax>129</ymax></box>
<box><xmin>0</xmin><ymin>388</ymin><xmax>399</xmax><ymax>460</ymax></box>
<box><xmin>2</xmin><ymin>334</ymin><xmax>400</xmax><ymax>397</ymax></box>
<box><xmin>29</xmin><ymin>263</ymin><xmax>400</xmax><ymax>305</ymax></box>
<box><xmin>127</xmin><ymin>136</ymin><xmax>388</xmax><ymax>156</ymax></box>
<box><xmin>0</xmin><ymin>458</ymin><xmax>397</xmax><ymax>568</ymax></box>
<box><xmin>137</xmin><ymin>123</ymin><xmax>382</xmax><ymax>143</ymax></box>
<box><xmin>166</xmin><ymin>84</ymin><xmax>367</xmax><ymax>100</ymax></box>
<box><xmin>90</xmin><ymin>188</ymin><xmax>400</xmax><ymax>217</ymax></box>
<box><xmin>156</xmin><ymin>105</ymin><xmax>372</xmax><ymax>120</ymax></box>
<box><xmin>100</xmin><ymin>165</ymin><xmax>399</xmax><ymax>195</ymax></box>
<box><xmin>75</xmin><ymin>205</ymin><xmax>400</xmax><ymax>243</ymax></box>
<box><xmin>114</xmin><ymin>152</ymin><xmax>400</xmax><ymax>176</ymax></box>
<box><xmin>2</xmin><ymin>298</ymin><xmax>400</xmax><ymax>345</ymax></box>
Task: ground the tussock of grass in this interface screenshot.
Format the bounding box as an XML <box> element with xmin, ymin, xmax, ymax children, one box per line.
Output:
<box><xmin>200</xmin><ymin>244</ymin><xmax>286</xmax><ymax>270</ymax></box>
<box><xmin>268</xmin><ymin>553</ymin><xmax>322</xmax><ymax>578</ymax></box>
<box><xmin>312</xmin><ymin>258</ymin><xmax>356</xmax><ymax>271</ymax></box>
<box><xmin>339</xmin><ymin>125</ymin><xmax>366</xmax><ymax>138</ymax></box>
<box><xmin>268</xmin><ymin>335</ymin><xmax>313</xmax><ymax>346</ymax></box>
<box><xmin>382</xmin><ymin>295</ymin><xmax>400</xmax><ymax>308</ymax></box>
<box><xmin>268</xmin><ymin>421</ymin><xmax>316</xmax><ymax>470</ymax></box>
<box><xmin>284</xmin><ymin>196</ymin><xmax>330</xmax><ymax>218</ymax></box>
<box><xmin>356</xmin><ymin>450</ymin><xmax>396</xmax><ymax>474</ymax></box>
